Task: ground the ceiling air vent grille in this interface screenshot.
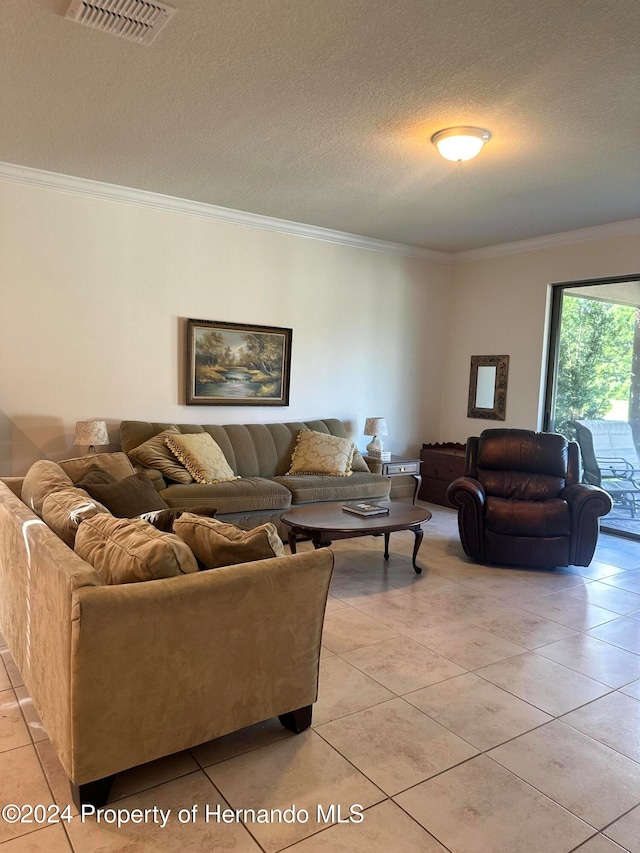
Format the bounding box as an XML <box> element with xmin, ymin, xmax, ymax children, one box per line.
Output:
<box><xmin>65</xmin><ymin>0</ymin><xmax>176</xmax><ymax>45</ymax></box>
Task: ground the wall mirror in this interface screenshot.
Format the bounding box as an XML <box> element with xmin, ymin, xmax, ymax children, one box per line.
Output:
<box><xmin>467</xmin><ymin>355</ymin><xmax>509</xmax><ymax>420</ymax></box>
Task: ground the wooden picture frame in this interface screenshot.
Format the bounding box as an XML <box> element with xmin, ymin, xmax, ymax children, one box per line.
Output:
<box><xmin>467</xmin><ymin>355</ymin><xmax>509</xmax><ymax>420</ymax></box>
<box><xmin>186</xmin><ymin>319</ymin><xmax>292</xmax><ymax>406</ymax></box>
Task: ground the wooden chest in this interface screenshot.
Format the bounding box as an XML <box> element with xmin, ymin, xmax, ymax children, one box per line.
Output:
<box><xmin>419</xmin><ymin>443</ymin><xmax>466</xmax><ymax>506</ymax></box>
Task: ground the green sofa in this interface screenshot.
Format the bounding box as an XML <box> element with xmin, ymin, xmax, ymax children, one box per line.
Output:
<box><xmin>121</xmin><ymin>417</ymin><xmax>391</xmax><ymax>530</ymax></box>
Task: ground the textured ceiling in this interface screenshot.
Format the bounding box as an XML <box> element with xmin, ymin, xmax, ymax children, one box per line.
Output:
<box><xmin>2</xmin><ymin>0</ymin><xmax>639</xmax><ymax>252</ymax></box>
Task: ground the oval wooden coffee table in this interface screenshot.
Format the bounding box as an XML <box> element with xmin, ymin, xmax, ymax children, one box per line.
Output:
<box><xmin>281</xmin><ymin>501</ymin><xmax>432</xmax><ymax>574</ymax></box>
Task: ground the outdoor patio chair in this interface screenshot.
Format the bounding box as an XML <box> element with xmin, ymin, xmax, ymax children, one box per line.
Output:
<box><xmin>568</xmin><ymin>419</ymin><xmax>640</xmax><ymax>517</ymax></box>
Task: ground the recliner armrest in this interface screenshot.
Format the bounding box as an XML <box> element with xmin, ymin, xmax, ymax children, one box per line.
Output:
<box><xmin>561</xmin><ymin>482</ymin><xmax>613</xmax><ymax>516</ymax></box>
<box><xmin>447</xmin><ymin>476</ymin><xmax>485</xmax><ymax>507</ymax></box>
<box><xmin>561</xmin><ymin>483</ymin><xmax>613</xmax><ymax>566</ymax></box>
<box><xmin>446</xmin><ymin>476</ymin><xmax>485</xmax><ymax>561</ymax></box>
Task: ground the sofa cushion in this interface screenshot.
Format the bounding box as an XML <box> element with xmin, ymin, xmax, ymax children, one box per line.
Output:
<box><xmin>75</xmin><ymin>465</ymin><xmax>118</xmax><ymax>486</ymax></box>
<box><xmin>288</xmin><ymin>430</ymin><xmax>355</xmax><ymax>477</ymax></box>
<box><xmin>137</xmin><ymin>506</ymin><xmax>218</xmax><ymax>533</ymax></box>
<box><xmin>173</xmin><ymin>514</ymin><xmax>284</xmax><ymax>568</ymax></box>
<box><xmin>485</xmin><ymin>496</ymin><xmax>571</xmax><ymax>538</ymax></box>
<box><xmin>165</xmin><ymin>433</ymin><xmax>238</xmax><ymax>484</ymax></box>
<box><xmin>59</xmin><ymin>452</ymin><xmax>136</xmax><ymax>484</ymax></box>
<box><xmin>22</xmin><ymin>460</ymin><xmax>75</xmax><ymax>516</ymax></box>
<box><xmin>41</xmin><ymin>487</ymin><xmax>111</xmax><ymax>547</ymax></box>
<box><xmin>160</xmin><ymin>477</ymin><xmax>292</xmax><ymax>513</ymax></box>
<box><xmin>75</xmin><ymin>515</ymin><xmax>198</xmax><ymax>584</ymax></box>
<box><xmin>82</xmin><ymin>473</ymin><xmax>170</xmax><ymax>517</ymax></box>
<box><xmin>128</xmin><ymin>428</ymin><xmax>193</xmax><ymax>485</ymax></box>
<box><xmin>274</xmin><ymin>471</ymin><xmax>391</xmax><ymax>504</ymax></box>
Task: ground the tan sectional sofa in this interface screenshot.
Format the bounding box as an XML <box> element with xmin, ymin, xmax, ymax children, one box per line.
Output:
<box><xmin>0</xmin><ymin>472</ymin><xmax>334</xmax><ymax>808</ymax></box>
<box><xmin>121</xmin><ymin>417</ymin><xmax>391</xmax><ymax>530</ymax></box>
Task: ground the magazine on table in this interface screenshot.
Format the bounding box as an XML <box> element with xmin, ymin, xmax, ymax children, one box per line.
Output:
<box><xmin>342</xmin><ymin>502</ymin><xmax>389</xmax><ymax>517</ymax></box>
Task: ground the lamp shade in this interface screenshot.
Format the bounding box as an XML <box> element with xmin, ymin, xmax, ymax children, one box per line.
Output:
<box><xmin>74</xmin><ymin>420</ymin><xmax>109</xmax><ymax>447</ymax></box>
<box><xmin>364</xmin><ymin>418</ymin><xmax>388</xmax><ymax>437</ymax></box>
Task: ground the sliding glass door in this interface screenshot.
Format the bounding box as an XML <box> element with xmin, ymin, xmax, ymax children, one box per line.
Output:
<box><xmin>545</xmin><ymin>275</ymin><xmax>640</xmax><ymax>539</ymax></box>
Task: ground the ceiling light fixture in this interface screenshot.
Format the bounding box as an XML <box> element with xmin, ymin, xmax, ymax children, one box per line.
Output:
<box><xmin>431</xmin><ymin>127</ymin><xmax>491</xmax><ymax>162</ymax></box>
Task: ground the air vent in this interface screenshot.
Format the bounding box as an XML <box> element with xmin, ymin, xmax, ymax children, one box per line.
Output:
<box><xmin>65</xmin><ymin>0</ymin><xmax>176</xmax><ymax>45</ymax></box>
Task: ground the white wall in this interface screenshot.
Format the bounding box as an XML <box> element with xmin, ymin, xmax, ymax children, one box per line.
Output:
<box><xmin>440</xmin><ymin>232</ymin><xmax>640</xmax><ymax>443</ymax></box>
<box><xmin>0</xmin><ymin>178</ymin><xmax>451</xmax><ymax>475</ymax></box>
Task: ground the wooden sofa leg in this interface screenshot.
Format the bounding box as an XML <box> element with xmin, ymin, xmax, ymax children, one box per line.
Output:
<box><xmin>71</xmin><ymin>775</ymin><xmax>115</xmax><ymax>810</ymax></box>
<box><xmin>279</xmin><ymin>705</ymin><xmax>313</xmax><ymax>733</ymax></box>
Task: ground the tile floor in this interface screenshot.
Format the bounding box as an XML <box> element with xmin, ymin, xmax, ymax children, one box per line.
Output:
<box><xmin>2</xmin><ymin>504</ymin><xmax>640</xmax><ymax>851</ymax></box>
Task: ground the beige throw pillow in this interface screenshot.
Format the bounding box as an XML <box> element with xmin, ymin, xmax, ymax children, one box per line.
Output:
<box><xmin>42</xmin><ymin>487</ymin><xmax>110</xmax><ymax>548</ymax></box>
<box><xmin>173</xmin><ymin>514</ymin><xmax>284</xmax><ymax>569</ymax></box>
<box><xmin>287</xmin><ymin>429</ymin><xmax>355</xmax><ymax>477</ymax></box>
<box><xmin>21</xmin><ymin>460</ymin><xmax>75</xmax><ymax>517</ymax></box>
<box><xmin>128</xmin><ymin>428</ymin><xmax>193</xmax><ymax>485</ymax></box>
<box><xmin>165</xmin><ymin>433</ymin><xmax>238</xmax><ymax>485</ymax></box>
<box><xmin>75</xmin><ymin>515</ymin><xmax>198</xmax><ymax>584</ymax></box>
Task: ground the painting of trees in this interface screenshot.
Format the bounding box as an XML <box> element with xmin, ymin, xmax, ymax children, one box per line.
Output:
<box><xmin>188</xmin><ymin>320</ymin><xmax>292</xmax><ymax>405</ymax></box>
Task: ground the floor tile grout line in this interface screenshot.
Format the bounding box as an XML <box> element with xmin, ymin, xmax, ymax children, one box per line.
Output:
<box><xmin>555</xmin><ymin>710</ymin><xmax>640</xmax><ymax>770</ymax></box>
<box><xmin>468</xmin><ymin>665</ymin><xmax>617</xmax><ymax>718</ymax></box>
<box><xmin>478</xmin><ymin>750</ymin><xmax>638</xmax><ymax>834</ymax></box>
<box><xmin>389</xmin><ymin>751</ymin><xmax>603</xmax><ymax>836</ymax></box>
<box><xmin>566</xmin><ymin>830</ymin><xmax>609</xmax><ymax>852</ymax></box>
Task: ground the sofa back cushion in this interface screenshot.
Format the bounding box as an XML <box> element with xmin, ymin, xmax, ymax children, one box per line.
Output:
<box><xmin>59</xmin><ymin>452</ymin><xmax>136</xmax><ymax>484</ymax></box>
<box><xmin>75</xmin><ymin>515</ymin><xmax>198</xmax><ymax>584</ymax></box>
<box><xmin>173</xmin><ymin>513</ymin><xmax>284</xmax><ymax>568</ymax></box>
<box><xmin>22</xmin><ymin>460</ymin><xmax>75</xmax><ymax>516</ymax></box>
<box><xmin>41</xmin><ymin>487</ymin><xmax>110</xmax><ymax>547</ymax></box>
<box><xmin>121</xmin><ymin>418</ymin><xmax>360</xmax><ymax>479</ymax></box>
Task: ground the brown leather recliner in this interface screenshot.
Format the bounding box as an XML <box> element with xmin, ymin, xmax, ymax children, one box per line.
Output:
<box><xmin>447</xmin><ymin>429</ymin><xmax>613</xmax><ymax>568</ymax></box>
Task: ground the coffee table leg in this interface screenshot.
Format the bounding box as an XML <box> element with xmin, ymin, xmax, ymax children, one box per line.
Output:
<box><xmin>288</xmin><ymin>531</ymin><xmax>297</xmax><ymax>554</ymax></box>
<box><xmin>411</xmin><ymin>526</ymin><xmax>423</xmax><ymax>574</ymax></box>
<box><xmin>383</xmin><ymin>532</ymin><xmax>390</xmax><ymax>560</ymax></box>
<box><xmin>313</xmin><ymin>538</ymin><xmax>332</xmax><ymax>549</ymax></box>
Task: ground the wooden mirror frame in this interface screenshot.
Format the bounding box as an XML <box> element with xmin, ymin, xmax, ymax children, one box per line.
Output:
<box><xmin>467</xmin><ymin>355</ymin><xmax>509</xmax><ymax>420</ymax></box>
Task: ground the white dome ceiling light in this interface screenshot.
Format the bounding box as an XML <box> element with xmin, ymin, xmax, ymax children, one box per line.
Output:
<box><xmin>431</xmin><ymin>127</ymin><xmax>491</xmax><ymax>162</ymax></box>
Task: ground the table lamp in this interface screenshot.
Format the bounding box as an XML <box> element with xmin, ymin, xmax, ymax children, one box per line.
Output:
<box><xmin>364</xmin><ymin>417</ymin><xmax>388</xmax><ymax>457</ymax></box>
<box><xmin>74</xmin><ymin>420</ymin><xmax>109</xmax><ymax>454</ymax></box>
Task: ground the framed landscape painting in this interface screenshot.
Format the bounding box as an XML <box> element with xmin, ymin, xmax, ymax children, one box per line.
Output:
<box><xmin>186</xmin><ymin>319</ymin><xmax>292</xmax><ymax>406</ymax></box>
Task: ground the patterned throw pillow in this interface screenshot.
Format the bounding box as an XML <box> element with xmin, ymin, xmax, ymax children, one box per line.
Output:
<box><xmin>164</xmin><ymin>433</ymin><xmax>238</xmax><ymax>485</ymax></box>
<box><xmin>127</xmin><ymin>428</ymin><xmax>193</xmax><ymax>485</ymax></box>
<box><xmin>173</xmin><ymin>514</ymin><xmax>284</xmax><ymax>569</ymax></box>
<box><xmin>287</xmin><ymin>429</ymin><xmax>355</xmax><ymax>477</ymax></box>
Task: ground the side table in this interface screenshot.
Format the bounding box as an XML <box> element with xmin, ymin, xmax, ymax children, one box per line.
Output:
<box><xmin>366</xmin><ymin>454</ymin><xmax>422</xmax><ymax>504</ymax></box>
<box><xmin>418</xmin><ymin>443</ymin><xmax>466</xmax><ymax>506</ymax></box>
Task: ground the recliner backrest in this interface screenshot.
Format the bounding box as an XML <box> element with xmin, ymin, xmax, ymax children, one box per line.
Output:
<box><xmin>474</xmin><ymin>429</ymin><xmax>569</xmax><ymax>500</ymax></box>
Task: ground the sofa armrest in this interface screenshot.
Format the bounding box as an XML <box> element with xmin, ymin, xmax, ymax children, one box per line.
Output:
<box><xmin>363</xmin><ymin>455</ymin><xmax>382</xmax><ymax>474</ymax></box>
<box><xmin>561</xmin><ymin>483</ymin><xmax>613</xmax><ymax>566</ymax></box>
<box><xmin>446</xmin><ymin>476</ymin><xmax>485</xmax><ymax>560</ymax></box>
<box><xmin>0</xmin><ymin>477</ymin><xmax>24</xmax><ymax>499</ymax></box>
<box><xmin>69</xmin><ymin>548</ymin><xmax>334</xmax><ymax>785</ymax></box>
<box><xmin>132</xmin><ymin>465</ymin><xmax>166</xmax><ymax>491</ymax></box>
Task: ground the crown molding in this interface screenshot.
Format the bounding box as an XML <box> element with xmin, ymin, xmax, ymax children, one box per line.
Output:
<box><xmin>453</xmin><ymin>218</ymin><xmax>640</xmax><ymax>263</ymax></box>
<box><xmin>0</xmin><ymin>161</ymin><xmax>451</xmax><ymax>264</ymax></box>
<box><xmin>3</xmin><ymin>161</ymin><xmax>637</xmax><ymax>264</ymax></box>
